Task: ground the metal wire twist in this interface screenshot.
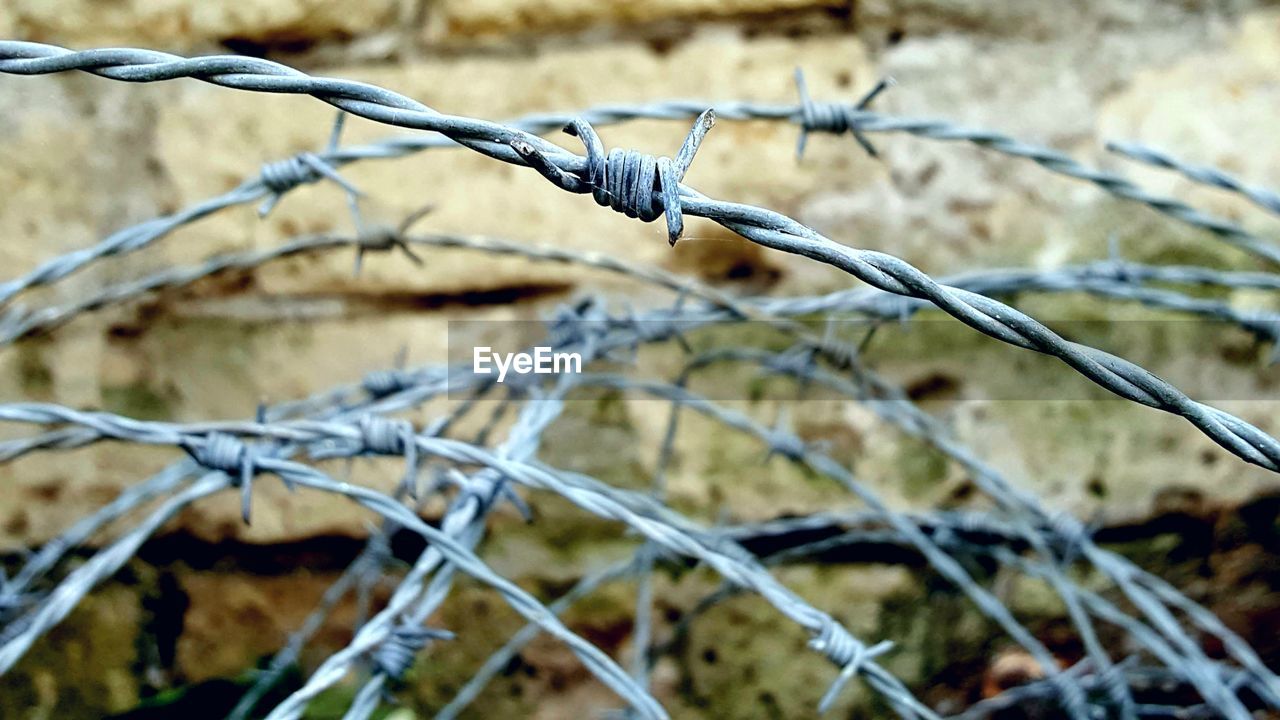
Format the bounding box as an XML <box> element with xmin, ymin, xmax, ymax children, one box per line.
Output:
<box><xmin>1108</xmin><ymin>140</ymin><xmax>1280</xmax><ymax>218</ymax></box>
<box><xmin>371</xmin><ymin>624</ymin><xmax>454</xmax><ymax>680</ymax></box>
<box><xmin>3</xmin><ymin>42</ymin><xmax>1276</xmax><ymax>477</ymax></box>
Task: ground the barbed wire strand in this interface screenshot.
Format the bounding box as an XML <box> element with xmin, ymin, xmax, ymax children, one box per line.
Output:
<box><xmin>2</xmin><ymin>50</ymin><xmax>1274</xmax><ymax>328</ymax></box>
<box><xmin>1107</xmin><ymin>140</ymin><xmax>1280</xmax><ymax>219</ymax></box>
<box><xmin>573</xmin><ymin>374</ymin><xmax>1109</xmax><ymax>719</ymax></box>
<box><xmin>2</xmin><ymin>43</ymin><xmax>1277</xmax><ymax>480</ymax></box>
<box><xmin>582</xmin><ymin>366</ymin><xmax>1261</xmax><ymax>718</ymax></box>
<box><xmin>0</xmin><ymin>401</ymin><xmax>936</xmax><ymax>718</ymax></box>
<box><xmin>5</xmin><ymin>262</ymin><xmax>1274</xmax><ymax>707</ymax></box>
<box><xmin>709</xmin><ymin>345</ymin><xmax>1278</xmax><ymax>709</ymax></box>
<box><xmin>327</xmin><ymin>381</ymin><xmax>573</xmax><ymax>720</ymax></box>
<box><xmin>12</xmin><ymin>225</ymin><xmax>1280</xmax><ymax>359</ymax></box>
<box><xmin>0</xmin><ymin>272</ymin><xmax>1269</xmax><ymax>707</ymax></box>
<box><xmin>676</xmin><ymin>346</ymin><xmax>1136</xmax><ymax>717</ymax></box>
<box><xmin>1</xmin><ymin>47</ymin><xmax>1276</xmax><ymax>717</ymax></box>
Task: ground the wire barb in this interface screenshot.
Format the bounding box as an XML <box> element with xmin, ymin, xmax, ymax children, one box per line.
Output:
<box><xmin>371</xmin><ymin>623</ymin><xmax>454</xmax><ymax>680</ymax></box>
<box><xmin>257</xmin><ymin>112</ymin><xmax>362</xmax><ymax>218</ymax></box>
<box><xmin>795</xmin><ymin>68</ymin><xmax>895</xmax><ymax>160</ymax></box>
<box><xmin>357</xmin><ymin>414</ymin><xmax>422</xmax><ymax>499</ymax></box>
<box><xmin>808</xmin><ymin>619</ymin><xmax>895</xmax><ymax>714</ymax></box>
<box><xmin>514</xmin><ymin>110</ymin><xmax>716</xmax><ymax>246</ymax></box>
<box><xmin>186</xmin><ymin>432</ymin><xmax>260</xmax><ymax>524</ymax></box>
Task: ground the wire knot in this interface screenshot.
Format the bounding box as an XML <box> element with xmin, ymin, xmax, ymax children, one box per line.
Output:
<box><xmin>809</xmin><ymin>620</ymin><xmax>894</xmax><ymax>713</ymax></box>
<box><xmin>358</xmin><ymin>414</ymin><xmax>409</xmax><ymax>454</ymax></box>
<box><xmin>1095</xmin><ymin>662</ymin><xmax>1133</xmax><ymax>711</ymax></box>
<box><xmin>362</xmin><ymin>368</ymin><xmax>414</xmax><ymax>399</ymax></box>
<box><xmin>794</xmin><ymin>68</ymin><xmax>894</xmax><ymax>160</ymax></box>
<box><xmin>1047</xmin><ymin>510</ymin><xmax>1092</xmax><ymax>563</ymax></box>
<box><xmin>511</xmin><ymin>110</ymin><xmax>716</xmax><ymax>246</ymax></box>
<box><xmin>357</xmin><ymin>414</ymin><xmax>422</xmax><ymax>499</ymax></box>
<box><xmin>373</xmin><ymin>623</ymin><xmax>454</xmax><ymax>680</ymax></box>
<box><xmin>260</xmin><ymin>153</ymin><xmax>325</xmax><ymax>195</ymax></box>
<box><xmin>256</xmin><ymin>113</ymin><xmax>363</xmax><ymax>218</ymax></box>
<box><xmin>547</xmin><ymin>296</ymin><xmax>611</xmax><ymax>350</ymax></box>
<box><xmin>352</xmin><ymin>227</ymin><xmax>424</xmax><ymax>276</ymax></box>
<box><xmin>188</xmin><ymin>433</ymin><xmax>261</xmax><ymax>525</ymax></box>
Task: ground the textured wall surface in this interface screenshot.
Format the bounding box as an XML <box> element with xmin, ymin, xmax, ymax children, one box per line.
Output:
<box><xmin>2</xmin><ymin>1</ymin><xmax>1279</xmax><ymax>717</ymax></box>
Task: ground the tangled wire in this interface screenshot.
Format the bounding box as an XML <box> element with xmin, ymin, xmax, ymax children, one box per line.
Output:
<box><xmin>0</xmin><ymin>40</ymin><xmax>1278</xmax><ymax>720</ymax></box>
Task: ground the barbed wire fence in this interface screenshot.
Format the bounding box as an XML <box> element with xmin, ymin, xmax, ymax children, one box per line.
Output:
<box><xmin>0</xmin><ymin>40</ymin><xmax>1277</xmax><ymax>719</ymax></box>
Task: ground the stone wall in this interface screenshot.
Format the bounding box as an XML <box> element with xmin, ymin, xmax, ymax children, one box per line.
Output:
<box><xmin>2</xmin><ymin>1</ymin><xmax>1279</xmax><ymax>717</ymax></box>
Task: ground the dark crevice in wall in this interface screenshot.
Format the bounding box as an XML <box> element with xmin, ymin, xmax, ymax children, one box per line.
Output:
<box><xmin>8</xmin><ymin>487</ymin><xmax>1275</xmax><ymax>585</ymax></box>
<box><xmin>97</xmin><ymin>281</ymin><xmax>573</xmax><ymax>336</ymax></box>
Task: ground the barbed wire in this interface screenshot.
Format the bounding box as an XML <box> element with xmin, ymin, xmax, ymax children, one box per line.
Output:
<box><xmin>575</xmin><ymin>373</ymin><xmax>1248</xmax><ymax>719</ymax></box>
<box><xmin>2</xmin><ymin>233</ymin><xmax>1269</xmax><ymax>707</ymax></box>
<box><xmin>700</xmin><ymin>344</ymin><xmax>1280</xmax><ymax>709</ymax></box>
<box><xmin>0</xmin><ymin>295</ymin><xmax>1264</xmax><ymax>712</ymax></box>
<box><xmin>1107</xmin><ymin>140</ymin><xmax>1280</xmax><ymax>218</ymax></box>
<box><xmin>5</xmin><ymin>233</ymin><xmax>1274</xmax><ymax>712</ymax></box>
<box><xmin>5</xmin><ymin>54</ymin><xmax>1273</xmax><ymax>320</ymax></box>
<box><xmin>12</xmin><ymin>224</ymin><xmax>1280</xmax><ymax>356</ymax></box>
<box><xmin>3</xmin><ymin>42</ymin><xmax>1279</xmax><ymax>480</ymax></box>
<box><xmin>0</xmin><ymin>399</ymin><xmax>940</xmax><ymax>718</ymax></box>
<box><xmin>1</xmin><ymin>40</ymin><xmax>1278</xmax><ymax>720</ymax></box>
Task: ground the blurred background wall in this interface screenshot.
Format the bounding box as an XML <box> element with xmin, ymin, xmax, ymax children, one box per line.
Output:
<box><xmin>1</xmin><ymin>1</ymin><xmax>1279</xmax><ymax>717</ymax></box>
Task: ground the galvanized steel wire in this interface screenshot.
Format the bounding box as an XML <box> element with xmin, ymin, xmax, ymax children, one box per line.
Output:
<box><xmin>0</xmin><ymin>39</ymin><xmax>1278</xmax><ymax>720</ymax></box>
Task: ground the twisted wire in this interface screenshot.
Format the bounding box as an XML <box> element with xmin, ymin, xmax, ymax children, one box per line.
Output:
<box><xmin>581</xmin><ymin>374</ymin><xmax>1105</xmax><ymax>718</ymax></box>
<box><xmin>0</xmin><ymin>43</ymin><xmax>1274</xmax><ymax>712</ymax></box>
<box><xmin>707</xmin><ymin>513</ymin><xmax>1251</xmax><ymax>720</ymax></box>
<box><xmin>2</xmin><ymin>284</ymin><xmax>1269</xmax><ymax>712</ymax></box>
<box><xmin>0</xmin><ymin>295</ymin><xmax>1259</xmax><ymax>712</ymax></box>
<box><xmin>3</xmin><ymin>48</ymin><xmax>1274</xmax><ymax>326</ymax></box>
<box><xmin>838</xmin><ymin>114</ymin><xmax>1280</xmax><ymax>264</ymax></box>
<box><xmin>0</xmin><ymin>402</ymin><xmax>665</xmax><ymax>720</ymax></box>
<box><xmin>709</xmin><ymin>345</ymin><xmax>1275</xmax><ymax>712</ymax></box>
<box><xmin>319</xmin><ymin>385</ymin><xmax>573</xmax><ymax>720</ymax></box>
<box><xmin>14</xmin><ymin>224</ymin><xmax>1280</xmax><ymax>356</ymax></box>
<box><xmin>226</xmin><ymin>532</ymin><xmax>394</xmax><ymax>720</ymax></box>
<box><xmin>794</xmin><ymin>68</ymin><xmax>893</xmax><ymax>159</ymax></box>
<box><xmin>252</xmin><ymin>457</ymin><xmax>668</xmax><ymax>720</ymax></box>
<box><xmin>0</xmin><ymin>462</ymin><xmax>193</xmax><ymax>602</ymax></box>
<box><xmin>515</xmin><ymin>111</ymin><xmax>715</xmax><ymax>246</ymax></box>
<box><xmin>0</xmin><ymin>401</ymin><xmax>933</xmax><ymax>718</ymax></box>
<box><xmin>0</xmin><ymin>473</ymin><xmax>229</xmax><ymax>673</ymax></box>
<box><xmin>1108</xmin><ymin>140</ymin><xmax>1280</xmax><ymax>218</ymax></box>
<box><xmin>3</xmin><ymin>42</ymin><xmax>1275</xmax><ymax>479</ymax></box>
<box><xmin>257</xmin><ymin>151</ymin><xmax>360</xmax><ymax>217</ymax></box>
<box><xmin>371</xmin><ymin>624</ymin><xmax>454</xmax><ymax>680</ymax></box>
<box><xmin>436</xmin><ymin>558</ymin><xmax>640</xmax><ymax>719</ymax></box>
<box><xmin>0</xmin><ymin>270</ymin><xmax>1269</xmax><ymax>712</ymax></box>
